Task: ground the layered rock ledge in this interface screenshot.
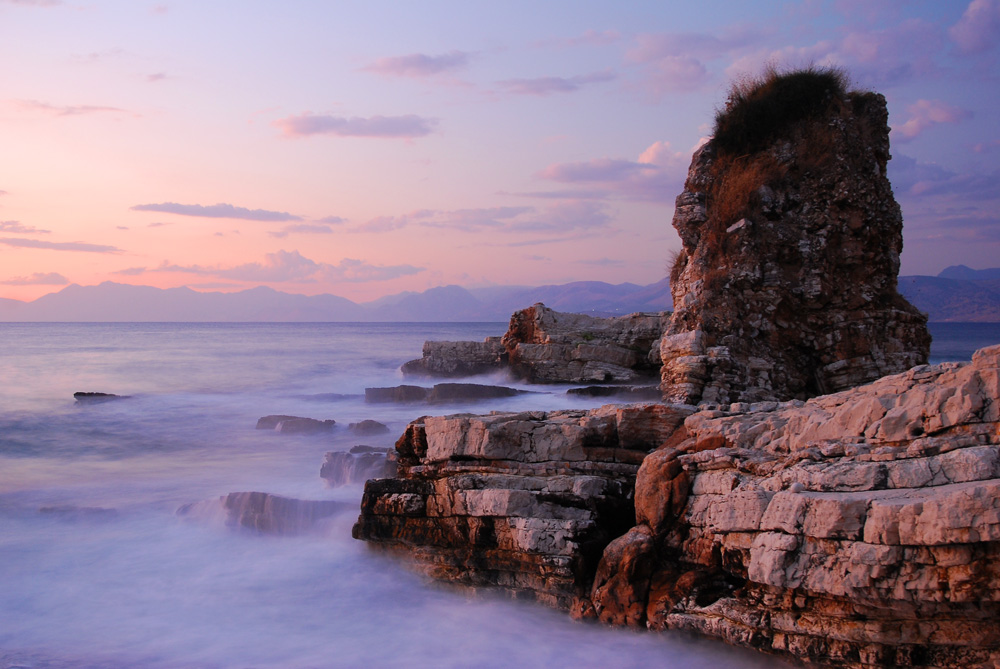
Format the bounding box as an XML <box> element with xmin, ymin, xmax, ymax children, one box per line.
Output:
<box><xmin>401</xmin><ymin>303</ymin><xmax>668</xmax><ymax>385</ymax></box>
<box><xmin>355</xmin><ymin>345</ymin><xmax>1000</xmax><ymax>667</ymax></box>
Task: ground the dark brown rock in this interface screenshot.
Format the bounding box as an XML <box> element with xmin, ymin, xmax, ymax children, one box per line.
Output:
<box><xmin>256</xmin><ymin>415</ymin><xmax>336</xmax><ymax>433</ymax></box>
<box><xmin>348</xmin><ymin>419</ymin><xmax>391</xmax><ymax>435</ymax></box>
<box><xmin>661</xmin><ymin>89</ymin><xmax>930</xmax><ymax>405</ymax></box>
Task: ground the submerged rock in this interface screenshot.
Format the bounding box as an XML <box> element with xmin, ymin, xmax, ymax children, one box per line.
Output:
<box><xmin>365</xmin><ymin>383</ymin><xmax>529</xmax><ymax>404</ymax></box>
<box><xmin>321</xmin><ymin>446</ymin><xmax>397</xmax><ymax>487</ymax></box>
<box><xmin>348</xmin><ymin>419</ymin><xmax>391</xmax><ymax>435</ymax></box>
<box><xmin>178</xmin><ymin>491</ymin><xmax>348</xmax><ymax>535</ymax></box>
<box><xmin>255</xmin><ymin>415</ymin><xmax>336</xmax><ymax>434</ymax></box>
<box><xmin>567</xmin><ymin>386</ymin><xmax>662</xmax><ymax>400</ymax></box>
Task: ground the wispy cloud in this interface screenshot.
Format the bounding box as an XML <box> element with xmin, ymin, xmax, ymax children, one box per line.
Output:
<box><xmin>497</xmin><ymin>70</ymin><xmax>616</xmax><ymax>96</ymax></box>
<box><xmin>0</xmin><ymin>0</ymin><xmax>62</xmax><ymax>6</ymax></box>
<box><xmin>575</xmin><ymin>257</ymin><xmax>625</xmax><ymax>267</ymax></box>
<box><xmin>0</xmin><ymin>220</ymin><xmax>50</xmax><ymax>234</ymax></box>
<box><xmin>0</xmin><ymin>271</ymin><xmax>69</xmax><ymax>285</ymax></box>
<box><xmin>950</xmin><ymin>0</ymin><xmax>1000</xmax><ymax>54</ymax></box>
<box><xmin>118</xmin><ymin>250</ymin><xmax>424</xmax><ymax>284</ymax></box>
<box><xmin>317</xmin><ymin>215</ymin><xmax>347</xmax><ymax>224</ymax></box>
<box><xmin>130</xmin><ymin>202</ymin><xmax>302</xmax><ymax>222</ymax></box>
<box><xmin>12</xmin><ymin>99</ymin><xmax>135</xmax><ymax>117</ymax></box>
<box><xmin>893</xmin><ymin>99</ymin><xmax>973</xmax><ymax>142</ymax></box>
<box><xmin>354</xmin><ymin>204</ymin><xmax>609</xmax><ymax>235</ymax></box>
<box><xmin>0</xmin><ymin>238</ymin><xmax>121</xmax><ymax>253</ymax></box>
<box><xmin>268</xmin><ymin>223</ymin><xmax>335</xmax><ymax>238</ymax></box>
<box><xmin>273</xmin><ymin>114</ymin><xmax>437</xmax><ymax>139</ymax></box>
<box><xmin>362</xmin><ymin>51</ymin><xmax>472</xmax><ymax>78</ymax></box>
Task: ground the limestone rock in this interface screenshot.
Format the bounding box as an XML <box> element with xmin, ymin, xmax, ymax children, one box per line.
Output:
<box><xmin>400</xmin><ymin>304</ymin><xmax>670</xmax><ymax>385</ymax></box>
<box><xmin>353</xmin><ymin>403</ymin><xmax>694</xmax><ymax>610</ymax></box>
<box><xmin>661</xmin><ymin>90</ymin><xmax>930</xmax><ymax>405</ymax></box>
<box><xmin>593</xmin><ymin>345</ymin><xmax>1000</xmax><ymax>667</ymax></box>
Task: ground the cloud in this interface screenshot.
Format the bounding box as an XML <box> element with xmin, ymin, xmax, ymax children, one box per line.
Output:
<box><xmin>417</xmin><ymin>206</ymin><xmax>534</xmax><ymax>231</ymax></box>
<box><xmin>317</xmin><ymin>215</ymin><xmax>347</xmax><ymax>224</ymax></box>
<box><xmin>273</xmin><ymin>113</ymin><xmax>437</xmax><ymax>139</ymax></box>
<box><xmin>113</xmin><ymin>266</ymin><xmax>147</xmax><ymax>276</ymax></box>
<box><xmin>122</xmin><ymin>250</ymin><xmax>423</xmax><ymax>284</ymax></box>
<box><xmin>131</xmin><ymin>202</ymin><xmax>301</xmax><ymax>222</ymax></box>
<box><xmin>268</xmin><ymin>223</ymin><xmax>335</xmax><ymax>238</ymax></box>
<box><xmin>530</xmin><ymin>140</ymin><xmax>690</xmax><ymax>203</ymax></box>
<box><xmin>893</xmin><ymin>99</ymin><xmax>973</xmax><ymax>142</ymax></box>
<box><xmin>0</xmin><ymin>0</ymin><xmax>61</xmax><ymax>5</ymax></box>
<box><xmin>0</xmin><ymin>220</ymin><xmax>50</xmax><ymax>234</ymax></box>
<box><xmin>950</xmin><ymin>0</ymin><xmax>1000</xmax><ymax>54</ymax></box>
<box><xmin>0</xmin><ymin>238</ymin><xmax>121</xmax><ymax>253</ymax></box>
<box><xmin>497</xmin><ymin>70</ymin><xmax>616</xmax><ymax>96</ymax></box>
<box><xmin>13</xmin><ymin>99</ymin><xmax>134</xmax><ymax>117</ymax></box>
<box><xmin>146</xmin><ymin>72</ymin><xmax>168</xmax><ymax>83</ymax></box>
<box><xmin>0</xmin><ymin>272</ymin><xmax>69</xmax><ymax>285</ymax></box>
<box><xmin>362</xmin><ymin>51</ymin><xmax>471</xmax><ymax>78</ymax></box>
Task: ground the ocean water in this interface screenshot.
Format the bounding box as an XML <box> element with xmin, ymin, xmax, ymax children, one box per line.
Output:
<box><xmin>1</xmin><ymin>322</ymin><xmax>996</xmax><ymax>669</ymax></box>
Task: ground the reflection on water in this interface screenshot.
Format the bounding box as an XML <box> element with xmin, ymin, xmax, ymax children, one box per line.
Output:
<box><xmin>6</xmin><ymin>321</ymin><xmax>994</xmax><ymax>668</ymax></box>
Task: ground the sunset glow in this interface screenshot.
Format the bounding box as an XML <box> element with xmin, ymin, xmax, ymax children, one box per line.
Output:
<box><xmin>1</xmin><ymin>1</ymin><xmax>998</xmax><ymax>303</ymax></box>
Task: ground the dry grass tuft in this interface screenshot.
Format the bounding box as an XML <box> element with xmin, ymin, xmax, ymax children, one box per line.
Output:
<box><xmin>713</xmin><ymin>64</ymin><xmax>849</xmax><ymax>158</ymax></box>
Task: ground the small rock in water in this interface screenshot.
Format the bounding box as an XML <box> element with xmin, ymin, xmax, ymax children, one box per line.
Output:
<box><xmin>321</xmin><ymin>449</ymin><xmax>397</xmax><ymax>487</ymax></box>
<box><xmin>73</xmin><ymin>392</ymin><xmax>128</xmax><ymax>404</ymax></box>
<box><xmin>178</xmin><ymin>492</ymin><xmax>348</xmax><ymax>535</ymax></box>
<box><xmin>348</xmin><ymin>419</ymin><xmax>391</xmax><ymax>435</ymax></box>
<box><xmin>255</xmin><ymin>415</ymin><xmax>336</xmax><ymax>434</ymax></box>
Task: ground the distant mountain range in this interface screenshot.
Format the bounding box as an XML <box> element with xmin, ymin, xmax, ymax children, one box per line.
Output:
<box><xmin>0</xmin><ymin>267</ymin><xmax>998</xmax><ymax>322</ymax></box>
<box><xmin>0</xmin><ymin>278</ymin><xmax>673</xmax><ymax>322</ymax></box>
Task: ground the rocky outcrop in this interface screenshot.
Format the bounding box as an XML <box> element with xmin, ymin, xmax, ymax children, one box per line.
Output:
<box><xmin>321</xmin><ymin>446</ymin><xmax>397</xmax><ymax>487</ymax></box>
<box><xmin>661</xmin><ymin>88</ymin><xmax>930</xmax><ymax>405</ymax></box>
<box><xmin>352</xmin><ymin>403</ymin><xmax>692</xmax><ymax>610</ymax></box>
<box><xmin>592</xmin><ymin>344</ymin><xmax>1000</xmax><ymax>667</ymax></box>
<box><xmin>355</xmin><ymin>345</ymin><xmax>1000</xmax><ymax>667</ymax></box>
<box><xmin>256</xmin><ymin>415</ymin><xmax>336</xmax><ymax>433</ymax></box>
<box><xmin>400</xmin><ymin>304</ymin><xmax>669</xmax><ymax>385</ymax></box>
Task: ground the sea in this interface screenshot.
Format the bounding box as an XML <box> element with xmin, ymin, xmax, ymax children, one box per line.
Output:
<box><xmin>1</xmin><ymin>321</ymin><xmax>997</xmax><ymax>669</ymax></box>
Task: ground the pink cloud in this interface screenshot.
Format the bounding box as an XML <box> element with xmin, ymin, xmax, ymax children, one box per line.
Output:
<box><xmin>131</xmin><ymin>202</ymin><xmax>301</xmax><ymax>221</ymax></box>
<box><xmin>497</xmin><ymin>70</ymin><xmax>616</xmax><ymax>96</ymax></box>
<box><xmin>950</xmin><ymin>0</ymin><xmax>1000</xmax><ymax>53</ymax></box>
<box><xmin>268</xmin><ymin>224</ymin><xmax>335</xmax><ymax>239</ymax></box>
<box><xmin>362</xmin><ymin>51</ymin><xmax>471</xmax><ymax>78</ymax></box>
<box><xmin>274</xmin><ymin>113</ymin><xmax>437</xmax><ymax>139</ymax></box>
<box><xmin>893</xmin><ymin>99</ymin><xmax>973</xmax><ymax>142</ymax></box>
<box><xmin>0</xmin><ymin>220</ymin><xmax>50</xmax><ymax>234</ymax></box>
<box><xmin>0</xmin><ymin>238</ymin><xmax>121</xmax><ymax>253</ymax></box>
<box><xmin>1</xmin><ymin>272</ymin><xmax>69</xmax><ymax>286</ymax></box>
<box><xmin>13</xmin><ymin>99</ymin><xmax>134</xmax><ymax>117</ymax></box>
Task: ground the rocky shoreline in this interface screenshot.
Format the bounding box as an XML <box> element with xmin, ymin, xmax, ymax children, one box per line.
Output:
<box><xmin>353</xmin><ymin>345</ymin><xmax>1000</xmax><ymax>667</ymax></box>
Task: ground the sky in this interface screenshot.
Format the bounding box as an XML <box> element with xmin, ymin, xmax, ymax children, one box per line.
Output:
<box><xmin>1</xmin><ymin>0</ymin><xmax>998</xmax><ymax>303</ymax></box>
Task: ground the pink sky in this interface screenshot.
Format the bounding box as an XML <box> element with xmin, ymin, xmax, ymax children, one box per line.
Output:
<box><xmin>1</xmin><ymin>1</ymin><xmax>998</xmax><ymax>303</ymax></box>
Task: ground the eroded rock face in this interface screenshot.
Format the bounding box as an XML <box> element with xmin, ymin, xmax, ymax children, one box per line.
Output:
<box><xmin>352</xmin><ymin>403</ymin><xmax>694</xmax><ymax>610</ymax></box>
<box><xmin>503</xmin><ymin>304</ymin><xmax>668</xmax><ymax>384</ymax></box>
<box><xmin>178</xmin><ymin>492</ymin><xmax>348</xmax><ymax>535</ymax></box>
<box><xmin>400</xmin><ymin>338</ymin><xmax>506</xmax><ymax>377</ymax></box>
<box><xmin>662</xmin><ymin>92</ymin><xmax>930</xmax><ymax>405</ymax></box>
<box><xmin>593</xmin><ymin>344</ymin><xmax>1000</xmax><ymax>667</ymax></box>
